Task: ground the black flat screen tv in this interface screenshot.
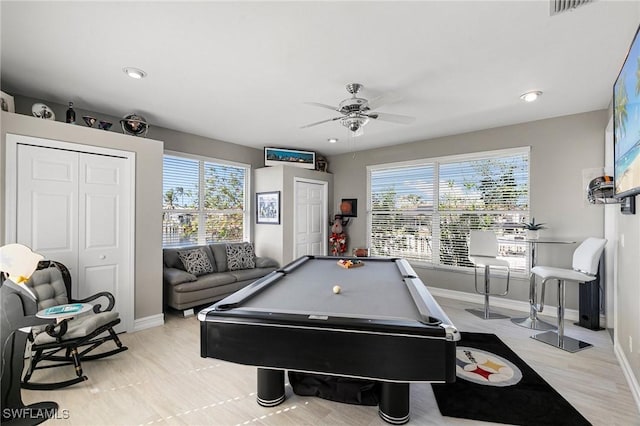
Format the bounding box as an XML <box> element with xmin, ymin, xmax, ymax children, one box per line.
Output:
<box><xmin>614</xmin><ymin>25</ymin><xmax>640</xmax><ymax>199</ymax></box>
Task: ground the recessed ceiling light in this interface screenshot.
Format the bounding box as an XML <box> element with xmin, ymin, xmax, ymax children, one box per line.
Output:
<box><xmin>123</xmin><ymin>67</ymin><xmax>147</xmax><ymax>79</ymax></box>
<box><xmin>328</xmin><ymin>138</ymin><xmax>338</xmax><ymax>144</ymax></box>
<box><xmin>520</xmin><ymin>91</ymin><xmax>542</xmax><ymax>102</ymax></box>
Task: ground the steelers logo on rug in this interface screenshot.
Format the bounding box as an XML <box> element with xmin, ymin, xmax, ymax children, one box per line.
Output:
<box><xmin>455</xmin><ymin>346</ymin><xmax>522</xmax><ymax>387</ymax></box>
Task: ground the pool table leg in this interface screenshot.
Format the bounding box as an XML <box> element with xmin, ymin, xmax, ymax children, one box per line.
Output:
<box><xmin>256</xmin><ymin>368</ymin><xmax>285</xmax><ymax>407</ymax></box>
<box><xmin>378</xmin><ymin>382</ymin><xmax>410</xmax><ymax>425</ymax></box>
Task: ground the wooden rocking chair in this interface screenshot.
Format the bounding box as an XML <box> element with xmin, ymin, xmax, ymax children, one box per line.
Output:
<box><xmin>21</xmin><ymin>261</ymin><xmax>128</xmax><ymax>390</ymax></box>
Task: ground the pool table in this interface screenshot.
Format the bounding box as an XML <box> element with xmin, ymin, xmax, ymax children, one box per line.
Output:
<box><xmin>198</xmin><ymin>255</ymin><xmax>459</xmax><ymax>424</ymax></box>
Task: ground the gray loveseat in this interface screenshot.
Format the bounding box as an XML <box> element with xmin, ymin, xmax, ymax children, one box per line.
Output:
<box><xmin>163</xmin><ymin>242</ymin><xmax>279</xmax><ymax>315</ymax></box>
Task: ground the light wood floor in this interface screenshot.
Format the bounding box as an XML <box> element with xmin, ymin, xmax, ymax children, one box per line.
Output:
<box><xmin>22</xmin><ymin>296</ymin><xmax>640</xmax><ymax>425</ymax></box>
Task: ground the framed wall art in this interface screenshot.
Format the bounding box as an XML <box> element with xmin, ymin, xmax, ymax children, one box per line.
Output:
<box><xmin>264</xmin><ymin>147</ymin><xmax>316</xmax><ymax>169</ymax></box>
<box><xmin>256</xmin><ymin>191</ymin><xmax>281</xmax><ymax>224</ymax></box>
<box><xmin>339</xmin><ymin>198</ymin><xmax>357</xmax><ymax>217</ymax></box>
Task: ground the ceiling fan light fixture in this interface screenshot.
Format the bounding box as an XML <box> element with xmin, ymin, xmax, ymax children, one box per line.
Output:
<box><xmin>123</xmin><ymin>67</ymin><xmax>147</xmax><ymax>79</ymax></box>
<box><xmin>301</xmin><ymin>83</ymin><xmax>414</xmax><ymax>134</ymax></box>
<box><xmin>342</xmin><ymin>116</ymin><xmax>368</xmax><ymax>133</ymax></box>
<box><xmin>520</xmin><ymin>90</ymin><xmax>542</xmax><ymax>102</ymax></box>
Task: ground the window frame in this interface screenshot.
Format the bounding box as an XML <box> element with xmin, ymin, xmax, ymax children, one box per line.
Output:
<box><xmin>162</xmin><ymin>150</ymin><xmax>251</xmax><ymax>247</ymax></box>
<box><xmin>367</xmin><ymin>146</ymin><xmax>530</xmax><ymax>276</ymax></box>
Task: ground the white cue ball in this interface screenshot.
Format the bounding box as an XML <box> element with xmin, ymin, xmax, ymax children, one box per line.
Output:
<box><xmin>333</xmin><ymin>285</ymin><xmax>341</xmax><ymax>294</ymax></box>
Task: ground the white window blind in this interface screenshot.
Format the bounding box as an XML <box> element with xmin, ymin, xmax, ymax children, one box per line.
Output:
<box><xmin>163</xmin><ymin>153</ymin><xmax>249</xmax><ymax>247</ymax></box>
<box><xmin>370</xmin><ymin>164</ymin><xmax>435</xmax><ymax>262</ymax></box>
<box><xmin>369</xmin><ymin>148</ymin><xmax>530</xmax><ymax>273</ymax></box>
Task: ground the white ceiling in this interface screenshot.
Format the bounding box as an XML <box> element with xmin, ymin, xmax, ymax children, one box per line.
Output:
<box><xmin>1</xmin><ymin>1</ymin><xmax>639</xmax><ymax>156</ymax></box>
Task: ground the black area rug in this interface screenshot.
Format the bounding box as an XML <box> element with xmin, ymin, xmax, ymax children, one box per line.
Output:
<box><xmin>431</xmin><ymin>332</ymin><xmax>591</xmax><ymax>426</ymax></box>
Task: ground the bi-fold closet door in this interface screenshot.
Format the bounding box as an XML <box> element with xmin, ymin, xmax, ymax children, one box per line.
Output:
<box><xmin>16</xmin><ymin>141</ymin><xmax>132</xmax><ymax>332</ymax></box>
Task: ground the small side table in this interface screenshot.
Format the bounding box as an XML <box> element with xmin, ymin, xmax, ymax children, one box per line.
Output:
<box><xmin>510</xmin><ymin>238</ymin><xmax>575</xmax><ymax>330</ymax></box>
<box><xmin>36</xmin><ymin>303</ymin><xmax>92</xmax><ymax>323</ymax></box>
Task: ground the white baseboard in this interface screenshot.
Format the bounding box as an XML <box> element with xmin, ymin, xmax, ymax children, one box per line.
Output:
<box><xmin>614</xmin><ymin>340</ymin><xmax>640</xmax><ymax>414</ymax></box>
<box><xmin>133</xmin><ymin>313</ymin><xmax>165</xmax><ymax>332</ymax></box>
<box><xmin>427</xmin><ymin>286</ymin><xmax>579</xmax><ymax>322</ymax></box>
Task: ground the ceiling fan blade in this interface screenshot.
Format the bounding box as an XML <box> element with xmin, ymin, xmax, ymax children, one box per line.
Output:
<box><xmin>367</xmin><ymin>111</ymin><xmax>416</xmax><ymax>125</ymax></box>
<box><xmin>300</xmin><ymin>116</ymin><xmax>342</xmax><ymax>129</ymax></box>
<box><xmin>304</xmin><ymin>102</ymin><xmax>339</xmax><ymax>111</ymax></box>
<box><xmin>367</xmin><ymin>93</ymin><xmax>402</xmax><ymax>111</ymax></box>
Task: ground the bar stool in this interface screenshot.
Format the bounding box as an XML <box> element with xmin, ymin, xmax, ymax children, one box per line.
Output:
<box><xmin>530</xmin><ymin>237</ymin><xmax>607</xmax><ymax>352</ymax></box>
<box><xmin>466</xmin><ymin>230</ymin><xmax>510</xmax><ymax>319</ymax></box>
<box><xmin>510</xmin><ymin>238</ymin><xmax>575</xmax><ymax>330</ymax></box>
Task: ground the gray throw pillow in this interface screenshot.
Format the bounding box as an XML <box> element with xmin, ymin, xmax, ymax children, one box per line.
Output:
<box><xmin>226</xmin><ymin>242</ymin><xmax>256</xmax><ymax>271</ymax></box>
<box><xmin>177</xmin><ymin>248</ymin><xmax>215</xmax><ymax>276</ymax></box>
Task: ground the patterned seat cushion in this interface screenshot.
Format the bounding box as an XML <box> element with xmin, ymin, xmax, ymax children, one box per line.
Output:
<box><xmin>33</xmin><ymin>311</ymin><xmax>119</xmax><ymax>344</ymax></box>
<box><xmin>225</xmin><ymin>242</ymin><xmax>256</xmax><ymax>271</ymax></box>
<box><xmin>177</xmin><ymin>248</ymin><xmax>215</xmax><ymax>276</ymax></box>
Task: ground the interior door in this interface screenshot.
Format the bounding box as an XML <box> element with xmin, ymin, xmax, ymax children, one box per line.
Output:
<box><xmin>16</xmin><ymin>143</ymin><xmax>131</xmax><ymax>331</ymax></box>
<box><xmin>78</xmin><ymin>154</ymin><xmax>130</xmax><ymax>316</ymax></box>
<box><xmin>17</xmin><ymin>145</ymin><xmax>79</xmax><ymax>282</ymax></box>
<box><xmin>295</xmin><ymin>180</ymin><xmax>326</xmax><ymax>257</ymax></box>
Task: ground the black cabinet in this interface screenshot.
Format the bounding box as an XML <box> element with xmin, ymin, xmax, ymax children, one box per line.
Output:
<box><xmin>576</xmin><ymin>253</ymin><xmax>604</xmax><ymax>330</ymax></box>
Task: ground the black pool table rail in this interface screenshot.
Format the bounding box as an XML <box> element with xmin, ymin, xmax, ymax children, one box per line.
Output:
<box><xmin>205</xmin><ymin>255</ymin><xmax>457</xmax><ymax>334</ymax></box>
<box><xmin>199</xmin><ymin>316</ymin><xmax>457</xmax><ymax>383</ymax></box>
<box><xmin>199</xmin><ymin>308</ymin><xmax>449</xmax><ymax>337</ymax></box>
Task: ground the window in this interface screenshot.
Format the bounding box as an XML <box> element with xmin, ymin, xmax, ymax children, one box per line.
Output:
<box><xmin>162</xmin><ymin>152</ymin><xmax>250</xmax><ymax>247</ymax></box>
<box><xmin>368</xmin><ymin>147</ymin><xmax>530</xmax><ymax>273</ymax></box>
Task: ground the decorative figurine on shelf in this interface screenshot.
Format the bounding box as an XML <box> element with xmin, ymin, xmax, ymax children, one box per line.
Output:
<box><xmin>98</xmin><ymin>120</ymin><xmax>113</xmax><ymax>131</ymax></box>
<box><xmin>329</xmin><ymin>216</ymin><xmax>347</xmax><ymax>256</ymax></box>
<box><xmin>65</xmin><ymin>102</ymin><xmax>76</xmax><ymax>124</ymax></box>
<box><xmin>316</xmin><ymin>155</ymin><xmax>328</xmax><ymax>172</ymax></box>
<box><xmin>120</xmin><ymin>113</ymin><xmax>149</xmax><ymax>137</ymax></box>
<box><xmin>31</xmin><ymin>103</ymin><xmax>55</xmax><ymax>120</ymax></box>
<box><xmin>82</xmin><ymin>115</ymin><xmax>97</xmax><ymax>127</ymax></box>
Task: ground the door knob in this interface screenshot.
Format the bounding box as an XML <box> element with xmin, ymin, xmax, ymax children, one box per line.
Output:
<box><xmin>99</xmin><ymin>255</ymin><xmax>106</xmax><ymax>260</ymax></box>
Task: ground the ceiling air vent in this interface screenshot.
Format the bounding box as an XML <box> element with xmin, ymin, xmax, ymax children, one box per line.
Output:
<box><xmin>550</xmin><ymin>0</ymin><xmax>593</xmax><ymax>16</ymax></box>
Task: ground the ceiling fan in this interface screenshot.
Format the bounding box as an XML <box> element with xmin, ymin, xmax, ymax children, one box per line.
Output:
<box><xmin>300</xmin><ymin>83</ymin><xmax>415</xmax><ymax>136</ymax></box>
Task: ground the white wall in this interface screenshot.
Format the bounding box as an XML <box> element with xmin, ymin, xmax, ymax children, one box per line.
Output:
<box><xmin>616</xmin><ymin>207</ymin><xmax>640</xmax><ymax>402</ymax></box>
<box><xmin>1</xmin><ymin>111</ymin><xmax>164</xmax><ymax>320</ymax></box>
<box><xmin>612</xmin><ymin>4</ymin><xmax>640</xmax><ymax>404</ymax></box>
<box><xmin>328</xmin><ymin>110</ymin><xmax>608</xmax><ymax>310</ymax></box>
<box><xmin>1</xmin><ymin>94</ymin><xmax>269</xmax><ymax>321</ymax></box>
<box><xmin>254</xmin><ymin>166</ymin><xmax>285</xmax><ymax>265</ymax></box>
<box><xmin>254</xmin><ymin>165</ymin><xmax>333</xmax><ymax>266</ymax></box>
<box><xmin>328</xmin><ymin>107</ymin><xmax>640</xmax><ymax>405</ymax></box>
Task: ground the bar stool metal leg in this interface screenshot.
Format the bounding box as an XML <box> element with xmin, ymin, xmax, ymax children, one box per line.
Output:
<box><xmin>511</xmin><ymin>272</ymin><xmax>556</xmax><ymax>330</ymax></box>
<box><xmin>531</xmin><ymin>279</ymin><xmax>592</xmax><ymax>353</ymax></box>
<box><xmin>466</xmin><ymin>265</ymin><xmax>509</xmax><ymax>320</ymax></box>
